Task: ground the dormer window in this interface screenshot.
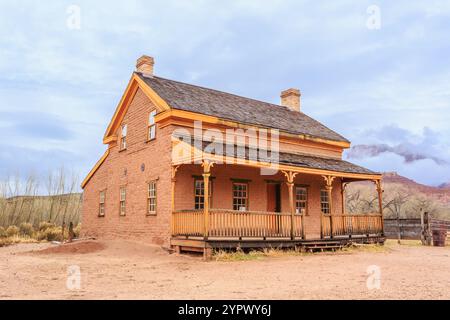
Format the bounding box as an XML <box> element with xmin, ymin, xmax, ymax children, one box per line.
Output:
<box><xmin>148</xmin><ymin>110</ymin><xmax>156</xmax><ymax>141</ymax></box>
<box><xmin>120</xmin><ymin>124</ymin><xmax>127</xmax><ymax>150</ymax></box>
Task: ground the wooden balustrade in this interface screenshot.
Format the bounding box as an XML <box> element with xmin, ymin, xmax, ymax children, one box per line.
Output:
<box><xmin>172</xmin><ymin>210</ymin><xmax>383</xmax><ymax>239</ymax></box>
<box><xmin>321</xmin><ymin>214</ymin><xmax>383</xmax><ymax>238</ymax></box>
<box><xmin>172</xmin><ymin>210</ymin><xmax>204</xmax><ymax>237</ymax></box>
<box><xmin>172</xmin><ymin>209</ymin><xmax>303</xmax><ymax>239</ymax></box>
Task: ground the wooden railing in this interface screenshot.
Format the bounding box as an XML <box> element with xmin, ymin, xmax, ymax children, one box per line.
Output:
<box><xmin>172</xmin><ymin>210</ymin><xmax>383</xmax><ymax>240</ymax></box>
<box><xmin>172</xmin><ymin>210</ymin><xmax>204</xmax><ymax>237</ymax></box>
<box><xmin>172</xmin><ymin>209</ymin><xmax>304</xmax><ymax>239</ymax></box>
<box><xmin>321</xmin><ymin>214</ymin><xmax>383</xmax><ymax>238</ymax></box>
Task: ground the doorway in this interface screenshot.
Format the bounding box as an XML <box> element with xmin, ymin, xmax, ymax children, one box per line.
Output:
<box><xmin>267</xmin><ymin>183</ymin><xmax>281</xmax><ymax>213</ymax></box>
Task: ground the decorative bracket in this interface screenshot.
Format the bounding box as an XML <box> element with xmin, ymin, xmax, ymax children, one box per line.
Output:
<box><xmin>171</xmin><ymin>165</ymin><xmax>181</xmax><ymax>182</ymax></box>
<box><xmin>341</xmin><ymin>181</ymin><xmax>349</xmax><ymax>194</ymax></box>
<box><xmin>322</xmin><ymin>175</ymin><xmax>336</xmax><ymax>189</ymax></box>
<box><xmin>281</xmin><ymin>171</ymin><xmax>298</xmax><ymax>184</ymax></box>
<box><xmin>201</xmin><ymin>160</ymin><xmax>214</xmax><ymax>174</ymax></box>
<box><xmin>372</xmin><ymin>179</ymin><xmax>383</xmax><ymax>193</ymax></box>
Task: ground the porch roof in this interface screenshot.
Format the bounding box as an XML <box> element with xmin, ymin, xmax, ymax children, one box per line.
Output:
<box><xmin>277</xmin><ymin>152</ymin><xmax>377</xmax><ymax>176</ymax></box>
<box><xmin>173</xmin><ymin>138</ymin><xmax>381</xmax><ymax>180</ymax></box>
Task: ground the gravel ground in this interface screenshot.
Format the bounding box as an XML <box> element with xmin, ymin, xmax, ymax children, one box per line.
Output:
<box><xmin>1</xmin><ymin>240</ymin><xmax>449</xmax><ymax>299</ymax></box>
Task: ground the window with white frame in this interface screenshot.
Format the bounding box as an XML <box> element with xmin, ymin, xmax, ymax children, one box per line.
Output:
<box><xmin>148</xmin><ymin>110</ymin><xmax>156</xmax><ymax>140</ymax></box>
<box><xmin>194</xmin><ymin>179</ymin><xmax>213</xmax><ymax>210</ymax></box>
<box><xmin>295</xmin><ymin>187</ymin><xmax>308</xmax><ymax>215</ymax></box>
<box><xmin>147</xmin><ymin>181</ymin><xmax>157</xmax><ymax>214</ymax></box>
<box><xmin>120</xmin><ymin>124</ymin><xmax>127</xmax><ymax>150</ymax></box>
<box><xmin>99</xmin><ymin>190</ymin><xmax>105</xmax><ymax>217</ymax></box>
<box><xmin>119</xmin><ymin>187</ymin><xmax>126</xmax><ymax>216</ymax></box>
<box><xmin>320</xmin><ymin>189</ymin><xmax>330</xmax><ymax>214</ymax></box>
<box><xmin>233</xmin><ymin>182</ymin><xmax>248</xmax><ymax>211</ymax></box>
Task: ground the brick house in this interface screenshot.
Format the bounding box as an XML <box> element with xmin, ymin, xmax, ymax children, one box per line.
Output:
<box><xmin>81</xmin><ymin>55</ymin><xmax>384</xmax><ymax>256</ymax></box>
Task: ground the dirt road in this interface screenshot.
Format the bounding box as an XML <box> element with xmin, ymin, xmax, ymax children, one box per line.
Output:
<box><xmin>1</xmin><ymin>240</ymin><xmax>449</xmax><ymax>299</ymax></box>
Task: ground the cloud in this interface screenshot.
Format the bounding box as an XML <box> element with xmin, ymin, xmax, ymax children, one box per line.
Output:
<box><xmin>0</xmin><ymin>111</ymin><xmax>74</xmax><ymax>140</ymax></box>
<box><xmin>344</xmin><ymin>125</ymin><xmax>450</xmax><ymax>185</ymax></box>
<box><xmin>347</xmin><ymin>143</ymin><xmax>448</xmax><ymax>165</ymax></box>
<box><xmin>0</xmin><ymin>144</ymin><xmax>82</xmax><ymax>178</ymax></box>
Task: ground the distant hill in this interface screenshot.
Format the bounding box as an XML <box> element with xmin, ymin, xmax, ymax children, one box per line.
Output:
<box><xmin>382</xmin><ymin>172</ymin><xmax>450</xmax><ymax>207</ymax></box>
<box><xmin>438</xmin><ymin>182</ymin><xmax>450</xmax><ymax>190</ymax></box>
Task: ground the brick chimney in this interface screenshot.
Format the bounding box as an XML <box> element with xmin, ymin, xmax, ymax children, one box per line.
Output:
<box><xmin>280</xmin><ymin>88</ymin><xmax>301</xmax><ymax>112</ymax></box>
<box><xmin>136</xmin><ymin>55</ymin><xmax>154</xmax><ymax>76</ymax></box>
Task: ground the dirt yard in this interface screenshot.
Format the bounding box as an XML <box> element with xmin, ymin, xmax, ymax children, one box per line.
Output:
<box><xmin>1</xmin><ymin>240</ymin><xmax>449</xmax><ymax>299</ymax></box>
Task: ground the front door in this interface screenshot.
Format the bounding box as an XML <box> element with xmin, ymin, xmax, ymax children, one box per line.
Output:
<box><xmin>267</xmin><ymin>183</ymin><xmax>282</xmax><ymax>234</ymax></box>
<box><xmin>267</xmin><ymin>183</ymin><xmax>281</xmax><ymax>212</ymax></box>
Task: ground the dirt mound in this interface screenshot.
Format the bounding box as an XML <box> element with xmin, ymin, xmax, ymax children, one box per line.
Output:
<box><xmin>33</xmin><ymin>240</ymin><xmax>105</xmax><ymax>255</ymax></box>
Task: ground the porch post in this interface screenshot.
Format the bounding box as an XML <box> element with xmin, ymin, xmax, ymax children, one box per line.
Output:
<box><xmin>341</xmin><ymin>180</ymin><xmax>348</xmax><ymax>215</ymax></box>
<box><xmin>282</xmin><ymin>171</ymin><xmax>298</xmax><ymax>240</ymax></box>
<box><xmin>171</xmin><ymin>165</ymin><xmax>180</xmax><ymax>212</ymax></box>
<box><xmin>341</xmin><ymin>181</ymin><xmax>350</xmax><ymax>236</ymax></box>
<box><xmin>323</xmin><ymin>176</ymin><xmax>336</xmax><ymax>239</ymax></box>
<box><xmin>170</xmin><ymin>165</ymin><xmax>180</xmax><ymax>236</ymax></box>
<box><xmin>373</xmin><ymin>179</ymin><xmax>384</xmax><ymax>236</ymax></box>
<box><xmin>202</xmin><ymin>160</ymin><xmax>214</xmax><ymax>240</ymax></box>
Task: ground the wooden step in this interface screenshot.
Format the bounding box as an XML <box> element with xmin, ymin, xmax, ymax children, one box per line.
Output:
<box><xmin>301</xmin><ymin>241</ymin><xmax>342</xmax><ymax>246</ymax></box>
<box><xmin>304</xmin><ymin>245</ymin><xmax>343</xmax><ymax>253</ymax></box>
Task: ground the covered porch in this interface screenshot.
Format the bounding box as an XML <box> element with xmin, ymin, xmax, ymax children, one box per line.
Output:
<box><xmin>169</xmin><ymin>149</ymin><xmax>384</xmax><ymax>256</ymax></box>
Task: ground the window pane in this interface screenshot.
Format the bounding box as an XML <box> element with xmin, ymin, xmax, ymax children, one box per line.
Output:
<box><xmin>232</xmin><ymin>183</ymin><xmax>248</xmax><ymax>211</ymax></box>
<box><xmin>147</xmin><ymin>181</ymin><xmax>157</xmax><ymax>213</ymax></box>
<box><xmin>194</xmin><ymin>179</ymin><xmax>213</xmax><ymax>210</ymax></box>
<box><xmin>320</xmin><ymin>190</ymin><xmax>330</xmax><ymax>214</ymax></box>
<box><xmin>149</xmin><ymin>125</ymin><xmax>156</xmax><ymax>140</ymax></box>
<box><xmin>122</xmin><ymin>124</ymin><xmax>127</xmax><ymax>136</ymax></box>
<box><xmin>295</xmin><ymin>187</ymin><xmax>307</xmax><ymax>214</ymax></box>
<box><xmin>149</xmin><ymin>110</ymin><xmax>156</xmax><ymax>125</ymax></box>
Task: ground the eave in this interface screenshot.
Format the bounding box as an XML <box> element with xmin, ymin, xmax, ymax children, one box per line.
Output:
<box><xmin>102</xmin><ymin>73</ymin><xmax>170</xmax><ymax>144</ymax></box>
<box><xmin>81</xmin><ymin>150</ymin><xmax>109</xmax><ymax>189</ymax></box>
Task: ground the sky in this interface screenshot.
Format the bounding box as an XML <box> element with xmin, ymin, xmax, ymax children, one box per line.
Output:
<box><xmin>1</xmin><ymin>0</ymin><xmax>450</xmax><ymax>189</ymax></box>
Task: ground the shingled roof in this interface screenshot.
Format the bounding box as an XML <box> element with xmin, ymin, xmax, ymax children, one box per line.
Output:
<box><xmin>137</xmin><ymin>73</ymin><xmax>349</xmax><ymax>144</ymax></box>
<box><xmin>277</xmin><ymin>152</ymin><xmax>376</xmax><ymax>175</ymax></box>
<box><xmin>173</xmin><ymin>135</ymin><xmax>377</xmax><ymax>176</ymax></box>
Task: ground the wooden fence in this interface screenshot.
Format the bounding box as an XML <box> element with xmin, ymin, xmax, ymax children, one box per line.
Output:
<box><xmin>384</xmin><ymin>218</ymin><xmax>422</xmax><ymax>240</ymax></box>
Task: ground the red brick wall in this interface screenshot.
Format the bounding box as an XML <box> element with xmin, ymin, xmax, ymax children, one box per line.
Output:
<box><xmin>81</xmin><ymin>88</ymin><xmax>173</xmax><ymax>245</ymax></box>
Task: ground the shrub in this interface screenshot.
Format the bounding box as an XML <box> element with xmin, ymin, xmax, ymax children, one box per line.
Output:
<box><xmin>38</xmin><ymin>221</ymin><xmax>55</xmax><ymax>232</ymax></box>
<box><xmin>6</xmin><ymin>225</ymin><xmax>19</xmax><ymax>238</ymax></box>
<box><xmin>73</xmin><ymin>224</ymin><xmax>81</xmax><ymax>238</ymax></box>
<box><xmin>0</xmin><ymin>227</ymin><xmax>7</xmax><ymax>238</ymax></box>
<box><xmin>19</xmin><ymin>223</ymin><xmax>34</xmax><ymax>237</ymax></box>
<box><xmin>37</xmin><ymin>227</ymin><xmax>63</xmax><ymax>242</ymax></box>
<box><xmin>0</xmin><ymin>238</ymin><xmax>13</xmax><ymax>247</ymax></box>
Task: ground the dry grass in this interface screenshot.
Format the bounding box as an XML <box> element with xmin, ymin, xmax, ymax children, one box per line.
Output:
<box><xmin>0</xmin><ymin>222</ymin><xmax>81</xmax><ymax>247</ymax></box>
<box><xmin>214</xmin><ymin>247</ymin><xmax>309</xmax><ymax>261</ymax></box>
<box><xmin>214</xmin><ymin>243</ymin><xmax>393</xmax><ymax>261</ymax></box>
<box><xmin>384</xmin><ymin>239</ymin><xmax>423</xmax><ymax>247</ymax></box>
<box><xmin>0</xmin><ymin>235</ymin><xmax>39</xmax><ymax>247</ymax></box>
<box><xmin>342</xmin><ymin>242</ymin><xmax>389</xmax><ymax>253</ymax></box>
